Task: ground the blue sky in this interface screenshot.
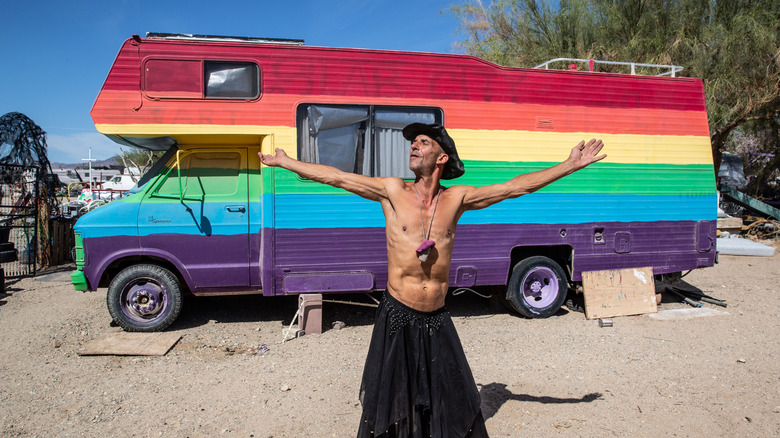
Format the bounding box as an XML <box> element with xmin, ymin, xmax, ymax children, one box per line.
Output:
<box><xmin>1</xmin><ymin>0</ymin><xmax>464</xmax><ymax>164</ymax></box>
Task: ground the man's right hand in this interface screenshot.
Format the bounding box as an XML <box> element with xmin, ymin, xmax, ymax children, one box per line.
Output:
<box><xmin>258</xmin><ymin>148</ymin><xmax>289</xmax><ymax>167</ymax></box>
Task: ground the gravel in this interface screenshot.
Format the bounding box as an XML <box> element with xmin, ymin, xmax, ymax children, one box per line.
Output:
<box><xmin>1</xmin><ymin>251</ymin><xmax>778</xmax><ymax>437</ymax></box>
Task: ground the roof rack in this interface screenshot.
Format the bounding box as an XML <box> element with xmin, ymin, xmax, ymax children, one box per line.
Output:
<box><xmin>145</xmin><ymin>32</ymin><xmax>305</xmax><ymax>46</ymax></box>
<box><xmin>534</xmin><ymin>58</ymin><xmax>683</xmax><ymax>77</ymax></box>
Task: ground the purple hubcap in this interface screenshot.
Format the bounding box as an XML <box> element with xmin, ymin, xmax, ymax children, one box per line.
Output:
<box><xmin>521</xmin><ymin>266</ymin><xmax>559</xmax><ymax>308</ymax></box>
<box><xmin>122</xmin><ymin>279</ymin><xmax>168</xmax><ymax>322</ymax></box>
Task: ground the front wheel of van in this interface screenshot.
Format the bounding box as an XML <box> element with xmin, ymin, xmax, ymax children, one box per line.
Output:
<box><xmin>107</xmin><ymin>264</ymin><xmax>183</xmax><ymax>332</ymax></box>
<box><xmin>506</xmin><ymin>256</ymin><xmax>568</xmax><ymax>319</ymax></box>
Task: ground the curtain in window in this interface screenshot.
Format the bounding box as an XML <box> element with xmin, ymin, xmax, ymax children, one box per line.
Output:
<box><xmin>205</xmin><ymin>63</ymin><xmax>258</xmax><ymax>98</ymax></box>
<box><xmin>374</xmin><ymin>109</ymin><xmax>436</xmax><ymax>178</ymax></box>
<box><xmin>302</xmin><ymin>105</ymin><xmax>369</xmax><ymax>173</ymax></box>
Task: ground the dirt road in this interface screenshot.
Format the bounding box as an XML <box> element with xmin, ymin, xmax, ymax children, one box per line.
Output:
<box><xmin>1</xmin><ymin>252</ymin><xmax>778</xmax><ymax>437</ymax></box>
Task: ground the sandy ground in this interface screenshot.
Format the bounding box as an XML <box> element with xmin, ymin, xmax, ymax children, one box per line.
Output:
<box><xmin>1</xmin><ymin>251</ymin><xmax>779</xmax><ymax>438</ymax></box>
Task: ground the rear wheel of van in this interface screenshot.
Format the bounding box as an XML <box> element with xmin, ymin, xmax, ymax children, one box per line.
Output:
<box><xmin>107</xmin><ymin>264</ymin><xmax>182</xmax><ymax>332</ymax></box>
<box><xmin>506</xmin><ymin>256</ymin><xmax>568</xmax><ymax>318</ymax></box>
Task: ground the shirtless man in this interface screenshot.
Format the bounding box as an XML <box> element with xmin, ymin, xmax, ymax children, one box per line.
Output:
<box><xmin>260</xmin><ymin>123</ymin><xmax>605</xmax><ymax>437</ymax></box>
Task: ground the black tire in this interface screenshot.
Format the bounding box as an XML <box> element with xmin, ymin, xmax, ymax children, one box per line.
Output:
<box><xmin>0</xmin><ymin>249</ymin><xmax>17</xmax><ymax>263</ymax></box>
<box><xmin>506</xmin><ymin>256</ymin><xmax>568</xmax><ymax>318</ymax></box>
<box><xmin>107</xmin><ymin>264</ymin><xmax>182</xmax><ymax>332</ymax></box>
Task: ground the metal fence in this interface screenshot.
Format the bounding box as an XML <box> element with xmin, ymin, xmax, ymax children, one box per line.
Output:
<box><xmin>0</xmin><ymin>164</ymin><xmax>38</xmax><ymax>277</ymax></box>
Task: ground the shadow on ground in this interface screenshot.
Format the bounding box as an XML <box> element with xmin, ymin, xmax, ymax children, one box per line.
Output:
<box><xmin>168</xmin><ymin>292</ymin><xmax>385</xmax><ymax>331</ymax></box>
<box><xmin>478</xmin><ymin>382</ymin><xmax>603</xmax><ymax>420</ymax></box>
<box><xmin>23</xmin><ymin>266</ymin><xmax>562</xmax><ymax>332</ymax></box>
<box><xmin>167</xmin><ymin>287</ymin><xmax>523</xmax><ymax>332</ymax></box>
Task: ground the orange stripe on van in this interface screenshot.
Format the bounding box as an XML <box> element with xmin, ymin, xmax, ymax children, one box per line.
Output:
<box><xmin>92</xmin><ymin>90</ymin><xmax>709</xmax><ymax>137</ymax></box>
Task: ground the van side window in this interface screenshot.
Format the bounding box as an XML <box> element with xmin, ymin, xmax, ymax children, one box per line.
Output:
<box><xmin>205</xmin><ymin>62</ymin><xmax>259</xmax><ymax>99</ymax></box>
<box><xmin>157</xmin><ymin>152</ymin><xmax>241</xmax><ymax>197</ymax></box>
<box><xmin>297</xmin><ymin>105</ymin><xmax>442</xmax><ymax>178</ymax></box>
<box><xmin>145</xmin><ymin>60</ymin><xmax>202</xmax><ymax>98</ymax></box>
<box><xmin>299</xmin><ymin>105</ymin><xmax>370</xmax><ymax>174</ymax></box>
<box><xmin>144</xmin><ymin>59</ymin><xmax>259</xmax><ymax>99</ymax></box>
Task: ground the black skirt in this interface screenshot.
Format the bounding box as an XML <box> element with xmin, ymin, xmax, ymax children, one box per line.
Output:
<box><xmin>357</xmin><ymin>292</ymin><xmax>488</xmax><ymax>438</ymax></box>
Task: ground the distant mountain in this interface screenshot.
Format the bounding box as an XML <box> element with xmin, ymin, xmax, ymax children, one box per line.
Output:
<box><xmin>51</xmin><ymin>157</ymin><xmax>119</xmax><ymax>169</ymax></box>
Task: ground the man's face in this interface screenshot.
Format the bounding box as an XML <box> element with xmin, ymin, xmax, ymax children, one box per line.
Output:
<box><xmin>409</xmin><ymin>134</ymin><xmax>446</xmax><ymax>174</ymax></box>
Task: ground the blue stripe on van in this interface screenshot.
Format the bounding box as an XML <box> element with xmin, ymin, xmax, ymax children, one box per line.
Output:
<box><xmin>274</xmin><ymin>193</ymin><xmax>716</xmax><ymax>229</ymax></box>
<box><xmin>77</xmin><ymin>192</ymin><xmax>716</xmax><ymax>237</ymax></box>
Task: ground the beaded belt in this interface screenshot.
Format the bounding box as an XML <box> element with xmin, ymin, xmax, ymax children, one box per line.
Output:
<box><xmin>384</xmin><ymin>293</ymin><xmax>446</xmax><ymax>336</ymax></box>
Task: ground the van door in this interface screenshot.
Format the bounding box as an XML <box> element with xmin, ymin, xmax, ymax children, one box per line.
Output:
<box><xmin>138</xmin><ymin>148</ymin><xmax>250</xmax><ymax>290</ymax></box>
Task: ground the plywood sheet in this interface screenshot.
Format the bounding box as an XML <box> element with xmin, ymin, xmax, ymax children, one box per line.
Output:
<box><xmin>582</xmin><ymin>267</ymin><xmax>657</xmax><ymax>319</ymax></box>
<box><xmin>78</xmin><ymin>332</ymin><xmax>181</xmax><ymax>356</ymax></box>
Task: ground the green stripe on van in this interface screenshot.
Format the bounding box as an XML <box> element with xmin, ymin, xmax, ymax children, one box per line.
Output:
<box><xmin>271</xmin><ymin>162</ymin><xmax>715</xmax><ymax>196</ymax></box>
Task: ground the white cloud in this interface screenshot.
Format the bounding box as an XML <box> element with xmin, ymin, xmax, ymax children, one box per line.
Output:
<box><xmin>46</xmin><ymin>132</ymin><xmax>123</xmax><ymax>164</ymax></box>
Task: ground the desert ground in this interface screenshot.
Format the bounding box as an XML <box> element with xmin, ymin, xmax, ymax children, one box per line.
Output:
<box><xmin>1</xmin><ymin>251</ymin><xmax>778</xmax><ymax>437</ymax></box>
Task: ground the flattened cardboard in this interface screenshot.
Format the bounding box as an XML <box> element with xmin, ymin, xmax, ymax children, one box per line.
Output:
<box><xmin>582</xmin><ymin>267</ymin><xmax>657</xmax><ymax>319</ymax></box>
<box><xmin>78</xmin><ymin>332</ymin><xmax>181</xmax><ymax>356</ymax></box>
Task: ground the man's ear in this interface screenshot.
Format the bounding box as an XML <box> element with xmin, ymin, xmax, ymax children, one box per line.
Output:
<box><xmin>436</xmin><ymin>153</ymin><xmax>449</xmax><ymax>166</ymax></box>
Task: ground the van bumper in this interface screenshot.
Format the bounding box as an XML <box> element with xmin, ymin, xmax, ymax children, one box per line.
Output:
<box><xmin>71</xmin><ymin>270</ymin><xmax>89</xmax><ymax>291</ymax></box>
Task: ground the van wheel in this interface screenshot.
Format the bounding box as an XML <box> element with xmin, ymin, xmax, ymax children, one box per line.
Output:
<box><xmin>506</xmin><ymin>256</ymin><xmax>568</xmax><ymax>318</ymax></box>
<box><xmin>107</xmin><ymin>264</ymin><xmax>182</xmax><ymax>332</ymax></box>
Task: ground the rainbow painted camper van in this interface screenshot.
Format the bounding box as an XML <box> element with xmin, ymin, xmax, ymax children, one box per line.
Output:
<box><xmin>71</xmin><ymin>33</ymin><xmax>716</xmax><ymax>331</ymax></box>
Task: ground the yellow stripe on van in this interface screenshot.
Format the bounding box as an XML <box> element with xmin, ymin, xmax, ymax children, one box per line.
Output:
<box><xmin>95</xmin><ymin>124</ymin><xmax>300</xmax><ymax>159</ymax></box>
<box><xmin>96</xmin><ymin>124</ymin><xmax>713</xmax><ymax>166</ymax></box>
<box><xmin>449</xmin><ymin>129</ymin><xmax>713</xmax><ymax>166</ymax></box>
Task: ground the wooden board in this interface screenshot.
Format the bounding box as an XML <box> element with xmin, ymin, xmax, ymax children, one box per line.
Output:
<box><xmin>717</xmin><ymin>216</ymin><xmax>743</xmax><ymax>233</ymax></box>
<box><xmin>78</xmin><ymin>332</ymin><xmax>181</xmax><ymax>356</ymax></box>
<box><xmin>582</xmin><ymin>267</ymin><xmax>657</xmax><ymax>319</ymax></box>
<box><xmin>648</xmin><ymin>307</ymin><xmax>729</xmax><ymax>321</ymax></box>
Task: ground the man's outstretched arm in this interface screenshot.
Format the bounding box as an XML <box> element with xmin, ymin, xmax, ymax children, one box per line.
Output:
<box><xmin>259</xmin><ymin>148</ymin><xmax>389</xmax><ymax>202</ymax></box>
<box><xmin>461</xmin><ymin>139</ymin><xmax>606</xmax><ymax>211</ymax></box>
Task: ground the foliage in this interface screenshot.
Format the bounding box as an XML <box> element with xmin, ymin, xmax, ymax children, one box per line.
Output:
<box><xmin>726</xmin><ymin>118</ymin><xmax>780</xmax><ymax>199</ymax></box>
<box><xmin>449</xmin><ymin>0</ymin><xmax>780</xmax><ymax>174</ymax></box>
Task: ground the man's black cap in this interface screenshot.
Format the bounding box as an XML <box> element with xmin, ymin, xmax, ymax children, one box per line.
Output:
<box><xmin>402</xmin><ymin>123</ymin><xmax>465</xmax><ymax>180</ymax></box>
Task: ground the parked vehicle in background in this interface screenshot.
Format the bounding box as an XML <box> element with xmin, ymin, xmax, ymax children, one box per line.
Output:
<box><xmin>71</xmin><ymin>33</ymin><xmax>717</xmax><ymax>331</ymax></box>
<box><xmin>101</xmin><ymin>174</ymin><xmax>138</xmax><ymax>191</ymax></box>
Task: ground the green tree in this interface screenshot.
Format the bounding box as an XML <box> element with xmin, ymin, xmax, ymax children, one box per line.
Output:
<box><xmin>727</xmin><ymin>117</ymin><xmax>780</xmax><ymax>198</ymax></box>
<box><xmin>450</xmin><ymin>0</ymin><xmax>780</xmax><ymax>174</ymax></box>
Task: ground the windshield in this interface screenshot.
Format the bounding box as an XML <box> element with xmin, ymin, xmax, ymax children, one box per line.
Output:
<box><xmin>134</xmin><ymin>146</ymin><xmax>178</xmax><ymax>191</ymax></box>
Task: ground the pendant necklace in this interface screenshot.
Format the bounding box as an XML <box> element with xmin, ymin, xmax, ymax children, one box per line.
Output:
<box><xmin>413</xmin><ymin>184</ymin><xmax>441</xmax><ymax>262</ymax></box>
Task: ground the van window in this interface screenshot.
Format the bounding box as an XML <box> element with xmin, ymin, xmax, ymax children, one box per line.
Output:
<box><xmin>157</xmin><ymin>152</ymin><xmax>241</xmax><ymax>197</ymax></box>
<box><xmin>297</xmin><ymin>105</ymin><xmax>441</xmax><ymax>178</ymax></box>
<box><xmin>205</xmin><ymin>62</ymin><xmax>259</xmax><ymax>99</ymax></box>
<box><xmin>145</xmin><ymin>59</ymin><xmax>202</xmax><ymax>98</ymax></box>
<box><xmin>144</xmin><ymin>59</ymin><xmax>259</xmax><ymax>99</ymax></box>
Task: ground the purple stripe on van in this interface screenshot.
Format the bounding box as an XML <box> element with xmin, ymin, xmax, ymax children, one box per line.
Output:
<box><xmin>82</xmin><ymin>233</ymin><xmax>255</xmax><ymax>292</ymax></box>
<box><xmin>272</xmin><ymin>220</ymin><xmax>716</xmax><ymax>293</ymax></box>
<box><xmin>82</xmin><ymin>220</ymin><xmax>715</xmax><ymax>294</ymax></box>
